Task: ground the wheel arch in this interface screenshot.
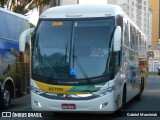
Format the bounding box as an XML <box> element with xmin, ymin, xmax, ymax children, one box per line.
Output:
<box><xmin>2</xmin><ymin>77</ymin><xmax>15</xmax><ymax>99</ymax></box>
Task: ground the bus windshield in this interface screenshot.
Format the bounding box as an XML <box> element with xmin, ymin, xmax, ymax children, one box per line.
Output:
<box><xmin>32</xmin><ymin>19</ymin><xmax>114</xmax><ymax>80</ymax></box>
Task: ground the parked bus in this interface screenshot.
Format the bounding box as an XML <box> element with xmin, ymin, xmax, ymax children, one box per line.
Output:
<box><xmin>0</xmin><ymin>8</ymin><xmax>30</xmax><ymax>109</ymax></box>
<box><xmin>138</xmin><ymin>36</ymin><xmax>148</xmax><ymax>91</ymax></box>
<box><xmin>138</xmin><ymin>57</ymin><xmax>148</xmax><ymax>87</ymax></box>
<box><xmin>19</xmin><ymin>4</ymin><xmax>146</xmax><ymax>113</ymax></box>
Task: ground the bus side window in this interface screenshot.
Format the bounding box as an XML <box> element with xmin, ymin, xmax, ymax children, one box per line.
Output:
<box><xmin>114</xmin><ymin>51</ymin><xmax>120</xmax><ymax>73</ymax></box>
<box><xmin>130</xmin><ymin>25</ymin><xmax>137</xmax><ymax>51</ymax></box>
<box><xmin>124</xmin><ymin>23</ymin><xmax>129</xmax><ymax>47</ymax></box>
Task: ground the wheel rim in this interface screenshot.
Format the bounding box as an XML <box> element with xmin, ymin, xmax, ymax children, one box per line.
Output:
<box><xmin>3</xmin><ymin>90</ymin><xmax>10</xmax><ymax>105</ymax></box>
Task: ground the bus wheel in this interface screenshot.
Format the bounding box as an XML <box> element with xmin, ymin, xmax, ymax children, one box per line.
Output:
<box><xmin>0</xmin><ymin>89</ymin><xmax>3</xmax><ymax>109</ymax></box>
<box><xmin>141</xmin><ymin>77</ymin><xmax>144</xmax><ymax>93</ymax></box>
<box><xmin>115</xmin><ymin>86</ymin><xmax>126</xmax><ymax>116</ymax></box>
<box><xmin>121</xmin><ymin>86</ymin><xmax>126</xmax><ymax>111</ymax></box>
<box><xmin>136</xmin><ymin>92</ymin><xmax>141</xmax><ymax>101</ymax></box>
<box><xmin>136</xmin><ymin>79</ymin><xmax>144</xmax><ymax>101</ymax></box>
<box><xmin>1</xmin><ymin>85</ymin><xmax>11</xmax><ymax>109</ymax></box>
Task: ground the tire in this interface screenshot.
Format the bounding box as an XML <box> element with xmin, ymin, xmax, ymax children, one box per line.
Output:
<box><xmin>141</xmin><ymin>77</ymin><xmax>144</xmax><ymax>93</ymax></box>
<box><xmin>121</xmin><ymin>87</ymin><xmax>126</xmax><ymax>111</ymax></box>
<box><xmin>136</xmin><ymin>78</ymin><xmax>144</xmax><ymax>101</ymax></box>
<box><xmin>0</xmin><ymin>90</ymin><xmax>3</xmax><ymax>109</ymax></box>
<box><xmin>136</xmin><ymin>93</ymin><xmax>141</xmax><ymax>101</ymax></box>
<box><xmin>0</xmin><ymin>85</ymin><xmax>11</xmax><ymax>110</ymax></box>
<box><xmin>115</xmin><ymin>86</ymin><xmax>126</xmax><ymax>116</ymax></box>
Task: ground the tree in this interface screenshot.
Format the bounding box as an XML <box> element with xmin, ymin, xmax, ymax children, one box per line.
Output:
<box><xmin>0</xmin><ymin>0</ymin><xmax>6</xmax><ymax>8</ymax></box>
<box><xmin>4</xmin><ymin>0</ymin><xmax>52</xmax><ymax>14</ymax></box>
<box><xmin>1</xmin><ymin>0</ymin><xmax>59</xmax><ymax>15</ymax></box>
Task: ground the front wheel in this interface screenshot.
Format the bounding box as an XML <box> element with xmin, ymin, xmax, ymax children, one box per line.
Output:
<box><xmin>0</xmin><ymin>85</ymin><xmax>11</xmax><ymax>109</ymax></box>
<box><xmin>115</xmin><ymin>86</ymin><xmax>126</xmax><ymax>116</ymax></box>
<box><xmin>136</xmin><ymin>78</ymin><xmax>144</xmax><ymax>101</ymax></box>
<box><xmin>121</xmin><ymin>86</ymin><xmax>126</xmax><ymax>111</ymax></box>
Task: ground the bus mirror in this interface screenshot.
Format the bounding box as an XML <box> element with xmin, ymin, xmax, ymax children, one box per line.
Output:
<box><xmin>114</xmin><ymin>26</ymin><xmax>121</xmax><ymax>52</ymax></box>
<box><xmin>19</xmin><ymin>28</ymin><xmax>35</xmax><ymax>52</ymax></box>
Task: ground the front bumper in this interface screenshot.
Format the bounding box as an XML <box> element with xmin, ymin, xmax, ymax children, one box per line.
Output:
<box><xmin>31</xmin><ymin>92</ymin><xmax>115</xmax><ymax>113</ymax></box>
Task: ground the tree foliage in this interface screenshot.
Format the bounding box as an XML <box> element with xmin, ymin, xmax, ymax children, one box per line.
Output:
<box><xmin>0</xmin><ymin>0</ymin><xmax>51</xmax><ymax>14</ymax></box>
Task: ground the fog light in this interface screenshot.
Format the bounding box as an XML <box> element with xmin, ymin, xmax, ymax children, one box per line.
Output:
<box><xmin>100</xmin><ymin>102</ymin><xmax>108</xmax><ymax>109</ymax></box>
<box><xmin>33</xmin><ymin>100</ymin><xmax>41</xmax><ymax>107</ymax></box>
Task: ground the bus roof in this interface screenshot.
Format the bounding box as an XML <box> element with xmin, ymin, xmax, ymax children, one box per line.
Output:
<box><xmin>0</xmin><ymin>7</ymin><xmax>28</xmax><ymax>20</ymax></box>
<box><xmin>39</xmin><ymin>4</ymin><xmax>145</xmax><ymax>38</ymax></box>
<box><xmin>40</xmin><ymin>4</ymin><xmax>123</xmax><ymax>19</ymax></box>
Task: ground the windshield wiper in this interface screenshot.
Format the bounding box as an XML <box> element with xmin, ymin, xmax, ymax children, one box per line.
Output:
<box><xmin>46</xmin><ymin>66</ymin><xmax>57</xmax><ymax>83</ymax></box>
<box><xmin>53</xmin><ymin>55</ymin><xmax>67</xmax><ymax>66</ymax></box>
<box><xmin>72</xmin><ymin>47</ymin><xmax>88</xmax><ymax>79</ymax></box>
<box><xmin>46</xmin><ymin>44</ymin><xmax>68</xmax><ymax>83</ymax></box>
<box><xmin>53</xmin><ymin>44</ymin><xmax>68</xmax><ymax>66</ymax></box>
<box><xmin>40</xmin><ymin>54</ymin><xmax>58</xmax><ymax>83</ymax></box>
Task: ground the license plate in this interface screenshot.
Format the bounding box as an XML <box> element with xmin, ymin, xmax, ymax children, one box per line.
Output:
<box><xmin>61</xmin><ymin>104</ymin><xmax>76</xmax><ymax>109</ymax></box>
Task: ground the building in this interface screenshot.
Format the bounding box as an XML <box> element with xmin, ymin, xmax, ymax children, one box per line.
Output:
<box><xmin>150</xmin><ymin>0</ymin><xmax>160</xmax><ymax>46</ymax></box>
<box><xmin>78</xmin><ymin>0</ymin><xmax>107</xmax><ymax>4</ymax></box>
<box><xmin>148</xmin><ymin>0</ymin><xmax>160</xmax><ymax>72</ymax></box>
<box><xmin>148</xmin><ymin>9</ymin><xmax>153</xmax><ymax>45</ymax></box>
<box><xmin>61</xmin><ymin>0</ymin><xmax>79</xmax><ymax>5</ymax></box>
<box><xmin>40</xmin><ymin>0</ymin><xmax>79</xmax><ymax>14</ymax></box>
<box><xmin>108</xmin><ymin>0</ymin><xmax>152</xmax><ymax>45</ymax></box>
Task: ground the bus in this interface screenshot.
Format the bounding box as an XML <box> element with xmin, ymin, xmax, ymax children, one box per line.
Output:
<box><xmin>19</xmin><ymin>4</ymin><xmax>146</xmax><ymax>113</ymax></box>
<box><xmin>0</xmin><ymin>8</ymin><xmax>30</xmax><ymax>109</ymax></box>
<box><xmin>138</xmin><ymin>35</ymin><xmax>148</xmax><ymax>91</ymax></box>
<box><xmin>138</xmin><ymin>57</ymin><xmax>148</xmax><ymax>88</ymax></box>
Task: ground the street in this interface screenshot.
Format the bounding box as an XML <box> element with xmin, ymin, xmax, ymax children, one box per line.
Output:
<box><xmin>1</xmin><ymin>75</ymin><xmax>160</xmax><ymax>120</ymax></box>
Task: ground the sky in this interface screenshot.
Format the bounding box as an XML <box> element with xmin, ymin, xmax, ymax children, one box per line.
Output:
<box><xmin>29</xmin><ymin>0</ymin><xmax>108</xmax><ymax>25</ymax></box>
<box><xmin>28</xmin><ymin>8</ymin><xmax>39</xmax><ymax>26</ymax></box>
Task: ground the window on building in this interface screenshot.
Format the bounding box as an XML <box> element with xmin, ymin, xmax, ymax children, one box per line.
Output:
<box><xmin>131</xmin><ymin>13</ymin><xmax>134</xmax><ymax>18</ymax></box>
<box><xmin>137</xmin><ymin>0</ymin><xmax>142</xmax><ymax>4</ymax></box>
<box><xmin>137</xmin><ymin>4</ymin><xmax>142</xmax><ymax>9</ymax></box>
<box><xmin>131</xmin><ymin>7</ymin><xmax>134</xmax><ymax>12</ymax></box>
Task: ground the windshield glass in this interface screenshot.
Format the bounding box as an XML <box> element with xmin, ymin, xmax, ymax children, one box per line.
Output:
<box><xmin>32</xmin><ymin>19</ymin><xmax>114</xmax><ymax>80</ymax></box>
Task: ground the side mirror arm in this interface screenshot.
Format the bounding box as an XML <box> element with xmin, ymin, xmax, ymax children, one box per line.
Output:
<box><xmin>19</xmin><ymin>28</ymin><xmax>35</xmax><ymax>52</ymax></box>
<box><xmin>113</xmin><ymin>26</ymin><xmax>121</xmax><ymax>52</ymax></box>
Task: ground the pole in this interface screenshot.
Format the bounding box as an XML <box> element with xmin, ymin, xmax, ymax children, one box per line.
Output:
<box><xmin>1</xmin><ymin>0</ymin><xmax>4</xmax><ymax>8</ymax></box>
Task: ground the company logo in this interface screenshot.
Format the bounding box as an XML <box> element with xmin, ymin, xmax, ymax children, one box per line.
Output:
<box><xmin>1</xmin><ymin>112</ymin><xmax>42</xmax><ymax>118</ymax></box>
<box><xmin>2</xmin><ymin>112</ymin><xmax>11</xmax><ymax>117</ymax></box>
<box><xmin>65</xmin><ymin>94</ymin><xmax>71</xmax><ymax>100</ymax></box>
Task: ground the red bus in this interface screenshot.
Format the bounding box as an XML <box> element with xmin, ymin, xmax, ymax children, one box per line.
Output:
<box><xmin>138</xmin><ymin>57</ymin><xmax>148</xmax><ymax>91</ymax></box>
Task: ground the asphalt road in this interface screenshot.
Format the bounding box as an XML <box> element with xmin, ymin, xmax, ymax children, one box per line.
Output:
<box><xmin>1</xmin><ymin>75</ymin><xmax>160</xmax><ymax>120</ymax></box>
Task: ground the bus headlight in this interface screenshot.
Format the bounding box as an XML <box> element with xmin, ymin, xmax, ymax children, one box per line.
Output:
<box><xmin>93</xmin><ymin>86</ymin><xmax>115</xmax><ymax>96</ymax></box>
<box><xmin>31</xmin><ymin>86</ymin><xmax>45</xmax><ymax>95</ymax></box>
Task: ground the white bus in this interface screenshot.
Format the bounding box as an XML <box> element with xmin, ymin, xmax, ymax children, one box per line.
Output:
<box><xmin>19</xmin><ymin>4</ymin><xmax>146</xmax><ymax>113</ymax></box>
